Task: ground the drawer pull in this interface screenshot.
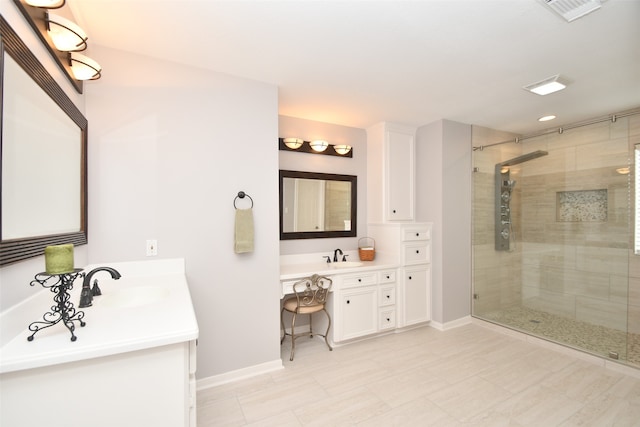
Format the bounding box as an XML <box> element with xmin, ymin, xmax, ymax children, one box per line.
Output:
<box><xmin>416</xmin><ymin>233</ymin><xmax>420</xmax><ymax>237</ymax></box>
<box><xmin>386</xmin><ymin>295</ymin><xmax>390</xmax><ymax>299</ymax></box>
<box><xmin>346</xmin><ymin>300</ymin><xmax>350</xmax><ymax>304</ymax></box>
<box><xmin>386</xmin><ymin>317</ymin><xmax>390</xmax><ymax>322</ymax></box>
<box><xmin>416</xmin><ymin>250</ymin><xmax>420</xmax><ymax>254</ymax></box>
<box><xmin>408</xmin><ymin>276</ymin><xmax>412</xmax><ymax>280</ymax></box>
<box><xmin>386</xmin><ymin>275</ymin><xmax>390</xmax><ymax>279</ymax></box>
<box><xmin>358</xmin><ymin>278</ymin><xmax>362</xmax><ymax>282</ymax></box>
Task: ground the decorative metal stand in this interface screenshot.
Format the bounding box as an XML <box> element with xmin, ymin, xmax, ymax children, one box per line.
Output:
<box><xmin>27</xmin><ymin>269</ymin><xmax>86</xmax><ymax>342</ymax></box>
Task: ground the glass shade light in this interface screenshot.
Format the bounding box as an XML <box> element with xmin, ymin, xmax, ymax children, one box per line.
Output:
<box><xmin>523</xmin><ymin>75</ymin><xmax>567</xmax><ymax>96</ymax></box>
<box><xmin>538</xmin><ymin>115</ymin><xmax>557</xmax><ymax>122</ymax></box>
<box><xmin>310</xmin><ymin>140</ymin><xmax>329</xmax><ymax>152</ymax></box>
<box><xmin>283</xmin><ymin>138</ymin><xmax>303</xmax><ymax>150</ymax></box>
<box><xmin>334</xmin><ymin>144</ymin><xmax>352</xmax><ymax>155</ymax></box>
<box><xmin>69</xmin><ymin>52</ymin><xmax>102</xmax><ymax>80</ymax></box>
<box><xmin>25</xmin><ymin>0</ymin><xmax>65</xmax><ymax>8</ymax></box>
<box><xmin>47</xmin><ymin>13</ymin><xmax>88</xmax><ymax>52</ymax></box>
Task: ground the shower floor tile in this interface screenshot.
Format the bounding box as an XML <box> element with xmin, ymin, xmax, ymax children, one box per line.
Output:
<box><xmin>480</xmin><ymin>305</ymin><xmax>640</xmax><ymax>367</ymax></box>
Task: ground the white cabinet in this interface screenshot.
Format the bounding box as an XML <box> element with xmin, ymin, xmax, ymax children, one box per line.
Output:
<box><xmin>334</xmin><ymin>272</ymin><xmax>378</xmax><ymax>342</ymax></box>
<box><xmin>403</xmin><ymin>265</ymin><xmax>431</xmax><ymax>326</ymax></box>
<box><xmin>1</xmin><ymin>341</ymin><xmax>197</xmax><ymax>427</ymax></box>
<box><xmin>332</xmin><ymin>269</ymin><xmax>398</xmax><ymax>342</ymax></box>
<box><xmin>336</xmin><ymin>286</ymin><xmax>378</xmax><ymax>341</ymax></box>
<box><xmin>368</xmin><ymin>223</ymin><xmax>432</xmax><ymax>328</ymax></box>
<box><xmin>367</xmin><ymin>122</ymin><xmax>416</xmax><ymax>222</ymax></box>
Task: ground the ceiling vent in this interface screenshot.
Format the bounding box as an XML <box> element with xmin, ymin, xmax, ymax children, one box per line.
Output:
<box><xmin>543</xmin><ymin>0</ymin><xmax>602</xmax><ymax>22</ymax></box>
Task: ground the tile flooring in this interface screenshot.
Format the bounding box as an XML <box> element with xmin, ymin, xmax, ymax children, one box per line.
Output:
<box><xmin>197</xmin><ymin>323</ymin><xmax>640</xmax><ymax>426</ymax></box>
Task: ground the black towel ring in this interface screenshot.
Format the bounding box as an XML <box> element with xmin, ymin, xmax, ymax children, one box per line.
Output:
<box><xmin>234</xmin><ymin>191</ymin><xmax>254</xmax><ymax>209</ymax></box>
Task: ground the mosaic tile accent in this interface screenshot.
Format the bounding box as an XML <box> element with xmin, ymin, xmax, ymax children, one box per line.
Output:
<box><xmin>557</xmin><ymin>189</ymin><xmax>608</xmax><ymax>222</ymax></box>
<box><xmin>480</xmin><ymin>305</ymin><xmax>640</xmax><ymax>368</ymax></box>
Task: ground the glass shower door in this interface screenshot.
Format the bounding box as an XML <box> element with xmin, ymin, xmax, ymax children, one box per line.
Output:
<box><xmin>472</xmin><ymin>115</ymin><xmax>637</xmax><ymax>368</ymax></box>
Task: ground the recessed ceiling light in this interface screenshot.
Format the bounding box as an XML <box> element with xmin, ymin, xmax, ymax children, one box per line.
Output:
<box><xmin>523</xmin><ymin>75</ymin><xmax>568</xmax><ymax>95</ymax></box>
<box><xmin>538</xmin><ymin>115</ymin><xmax>557</xmax><ymax>122</ymax></box>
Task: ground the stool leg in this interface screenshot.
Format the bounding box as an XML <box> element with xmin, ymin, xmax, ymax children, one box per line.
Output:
<box><xmin>280</xmin><ymin>308</ymin><xmax>286</xmax><ymax>344</ymax></box>
<box><xmin>309</xmin><ymin>312</ymin><xmax>313</xmax><ymax>338</ymax></box>
<box><xmin>323</xmin><ymin>308</ymin><xmax>332</xmax><ymax>351</ymax></box>
<box><xmin>290</xmin><ymin>312</ymin><xmax>297</xmax><ymax>361</ymax></box>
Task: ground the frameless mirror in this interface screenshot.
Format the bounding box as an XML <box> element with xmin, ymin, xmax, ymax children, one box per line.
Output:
<box><xmin>280</xmin><ymin>170</ymin><xmax>357</xmax><ymax>240</ymax></box>
<box><xmin>0</xmin><ymin>17</ymin><xmax>88</xmax><ymax>266</ymax></box>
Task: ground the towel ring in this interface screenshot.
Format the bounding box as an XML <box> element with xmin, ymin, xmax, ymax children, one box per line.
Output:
<box><xmin>234</xmin><ymin>191</ymin><xmax>254</xmax><ymax>209</ymax></box>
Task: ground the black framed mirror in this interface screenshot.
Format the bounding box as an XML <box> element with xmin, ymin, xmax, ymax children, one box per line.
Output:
<box><xmin>280</xmin><ymin>170</ymin><xmax>357</xmax><ymax>240</ymax></box>
<box><xmin>0</xmin><ymin>16</ymin><xmax>88</xmax><ymax>267</ymax></box>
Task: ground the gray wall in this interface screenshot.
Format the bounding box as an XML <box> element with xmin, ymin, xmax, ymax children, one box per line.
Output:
<box><xmin>84</xmin><ymin>45</ymin><xmax>281</xmax><ymax>380</ymax></box>
<box><xmin>416</xmin><ymin>120</ymin><xmax>472</xmax><ymax>325</ymax></box>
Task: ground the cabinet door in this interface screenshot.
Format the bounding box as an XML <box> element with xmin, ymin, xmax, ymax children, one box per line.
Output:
<box><xmin>402</xmin><ymin>266</ymin><xmax>430</xmax><ymax>326</ymax></box>
<box><xmin>386</xmin><ymin>129</ymin><xmax>414</xmax><ymax>221</ymax></box>
<box><xmin>336</xmin><ymin>287</ymin><xmax>378</xmax><ymax>342</ymax></box>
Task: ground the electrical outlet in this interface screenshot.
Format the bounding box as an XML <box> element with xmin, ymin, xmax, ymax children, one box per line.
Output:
<box><xmin>146</xmin><ymin>239</ymin><xmax>158</xmax><ymax>256</ymax></box>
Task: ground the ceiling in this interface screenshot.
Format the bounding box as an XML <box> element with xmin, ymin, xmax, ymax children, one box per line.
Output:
<box><xmin>69</xmin><ymin>0</ymin><xmax>640</xmax><ymax>134</ymax></box>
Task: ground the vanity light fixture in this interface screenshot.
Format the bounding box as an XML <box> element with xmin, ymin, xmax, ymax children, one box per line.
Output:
<box><xmin>523</xmin><ymin>75</ymin><xmax>568</xmax><ymax>96</ymax></box>
<box><xmin>46</xmin><ymin>12</ymin><xmax>88</xmax><ymax>51</ymax></box>
<box><xmin>70</xmin><ymin>52</ymin><xmax>102</xmax><ymax>80</ymax></box>
<box><xmin>310</xmin><ymin>140</ymin><xmax>329</xmax><ymax>152</ymax></box>
<box><xmin>333</xmin><ymin>145</ymin><xmax>352</xmax><ymax>155</ymax></box>
<box><xmin>25</xmin><ymin>0</ymin><xmax>65</xmax><ymax>8</ymax></box>
<box><xmin>278</xmin><ymin>138</ymin><xmax>353</xmax><ymax>158</ymax></box>
<box><xmin>283</xmin><ymin>138</ymin><xmax>303</xmax><ymax>150</ymax></box>
<box><xmin>14</xmin><ymin>0</ymin><xmax>103</xmax><ymax>91</ymax></box>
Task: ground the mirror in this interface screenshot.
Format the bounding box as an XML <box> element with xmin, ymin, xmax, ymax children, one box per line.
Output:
<box><xmin>280</xmin><ymin>170</ymin><xmax>357</xmax><ymax>240</ymax></box>
<box><xmin>0</xmin><ymin>17</ymin><xmax>88</xmax><ymax>267</ymax></box>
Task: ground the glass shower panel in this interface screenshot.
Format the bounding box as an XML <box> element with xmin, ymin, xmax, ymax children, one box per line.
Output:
<box><xmin>472</xmin><ymin>117</ymin><xmax>636</xmax><ymax>367</ymax></box>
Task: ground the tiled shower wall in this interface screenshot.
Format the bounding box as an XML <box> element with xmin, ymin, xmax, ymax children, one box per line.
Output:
<box><xmin>473</xmin><ymin>112</ymin><xmax>640</xmax><ymax>334</ymax></box>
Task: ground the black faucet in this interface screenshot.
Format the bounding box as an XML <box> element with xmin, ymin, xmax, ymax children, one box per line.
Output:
<box><xmin>79</xmin><ymin>267</ymin><xmax>122</xmax><ymax>308</ymax></box>
<box><xmin>333</xmin><ymin>248</ymin><xmax>343</xmax><ymax>263</ymax></box>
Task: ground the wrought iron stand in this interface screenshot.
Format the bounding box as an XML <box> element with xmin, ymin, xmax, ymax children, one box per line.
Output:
<box><xmin>27</xmin><ymin>269</ymin><xmax>86</xmax><ymax>342</ymax></box>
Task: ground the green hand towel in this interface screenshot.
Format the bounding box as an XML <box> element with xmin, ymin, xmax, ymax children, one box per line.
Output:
<box><xmin>234</xmin><ymin>209</ymin><xmax>254</xmax><ymax>253</ymax></box>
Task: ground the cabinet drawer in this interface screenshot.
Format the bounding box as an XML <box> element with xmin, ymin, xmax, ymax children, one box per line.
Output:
<box><xmin>379</xmin><ymin>285</ymin><xmax>396</xmax><ymax>306</ymax></box>
<box><xmin>402</xmin><ymin>243</ymin><xmax>430</xmax><ymax>265</ymax></box>
<box><xmin>341</xmin><ymin>273</ymin><xmax>377</xmax><ymax>289</ymax></box>
<box><xmin>402</xmin><ymin>228</ymin><xmax>430</xmax><ymax>241</ymax></box>
<box><xmin>379</xmin><ymin>309</ymin><xmax>396</xmax><ymax>330</ymax></box>
<box><xmin>378</xmin><ymin>270</ymin><xmax>396</xmax><ymax>284</ymax></box>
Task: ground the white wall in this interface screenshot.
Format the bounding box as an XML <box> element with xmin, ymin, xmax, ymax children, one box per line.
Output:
<box><xmin>85</xmin><ymin>46</ymin><xmax>281</xmax><ymax>379</ymax></box>
<box><xmin>0</xmin><ymin>1</ymin><xmax>88</xmax><ymax>311</ymax></box>
<box><xmin>416</xmin><ymin>119</ymin><xmax>472</xmax><ymax>324</ymax></box>
<box><xmin>278</xmin><ymin>115</ymin><xmax>367</xmax><ymax>256</ymax></box>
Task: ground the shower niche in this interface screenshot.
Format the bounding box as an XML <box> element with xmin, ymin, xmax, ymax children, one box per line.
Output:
<box><xmin>495</xmin><ymin>150</ymin><xmax>548</xmax><ymax>251</ymax></box>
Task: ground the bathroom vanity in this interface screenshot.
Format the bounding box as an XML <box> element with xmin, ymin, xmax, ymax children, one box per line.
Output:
<box><xmin>280</xmin><ymin>224</ymin><xmax>432</xmax><ymax>345</ymax></box>
<box><xmin>0</xmin><ymin>258</ymin><xmax>199</xmax><ymax>427</ymax></box>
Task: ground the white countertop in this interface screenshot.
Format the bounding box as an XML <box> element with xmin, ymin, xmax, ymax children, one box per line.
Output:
<box><xmin>280</xmin><ymin>258</ymin><xmax>399</xmax><ymax>281</ymax></box>
<box><xmin>0</xmin><ymin>258</ymin><xmax>199</xmax><ymax>374</ymax></box>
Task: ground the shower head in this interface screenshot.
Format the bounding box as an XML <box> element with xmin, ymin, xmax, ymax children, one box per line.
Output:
<box><xmin>498</xmin><ymin>150</ymin><xmax>549</xmax><ymax>167</ymax></box>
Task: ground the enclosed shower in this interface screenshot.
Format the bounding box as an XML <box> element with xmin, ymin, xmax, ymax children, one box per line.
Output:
<box><xmin>472</xmin><ymin>109</ymin><xmax>640</xmax><ymax>369</ymax></box>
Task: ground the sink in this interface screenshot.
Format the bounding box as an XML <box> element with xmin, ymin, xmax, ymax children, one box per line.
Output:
<box><xmin>100</xmin><ymin>286</ymin><xmax>170</xmax><ymax>309</ymax></box>
<box><xmin>331</xmin><ymin>261</ymin><xmax>364</xmax><ymax>268</ymax></box>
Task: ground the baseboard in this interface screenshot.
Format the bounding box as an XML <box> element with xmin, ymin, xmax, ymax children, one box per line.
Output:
<box><xmin>196</xmin><ymin>359</ymin><xmax>283</xmax><ymax>391</ymax></box>
<box><xmin>429</xmin><ymin>315</ymin><xmax>472</xmax><ymax>331</ymax></box>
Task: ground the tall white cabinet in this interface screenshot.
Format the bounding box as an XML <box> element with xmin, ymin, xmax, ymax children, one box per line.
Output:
<box><xmin>366</xmin><ymin>121</ymin><xmax>431</xmax><ymax>329</ymax></box>
<box><xmin>366</xmin><ymin>122</ymin><xmax>416</xmax><ymax>222</ymax></box>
